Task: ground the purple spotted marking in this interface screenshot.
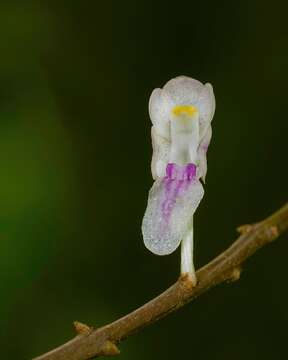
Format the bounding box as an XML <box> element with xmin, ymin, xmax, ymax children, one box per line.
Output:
<box><xmin>202</xmin><ymin>144</ymin><xmax>209</xmax><ymax>153</ymax></box>
<box><xmin>161</xmin><ymin>163</ymin><xmax>197</xmax><ymax>223</ymax></box>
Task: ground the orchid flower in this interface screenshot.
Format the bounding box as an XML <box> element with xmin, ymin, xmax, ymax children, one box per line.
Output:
<box><xmin>142</xmin><ymin>76</ymin><xmax>215</xmax><ymax>285</ymax></box>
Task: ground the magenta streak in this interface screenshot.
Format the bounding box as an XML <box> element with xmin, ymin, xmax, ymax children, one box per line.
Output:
<box><xmin>160</xmin><ymin>163</ymin><xmax>197</xmax><ymax>225</ymax></box>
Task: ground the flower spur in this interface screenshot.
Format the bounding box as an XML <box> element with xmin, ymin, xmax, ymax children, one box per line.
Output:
<box><xmin>142</xmin><ymin>76</ymin><xmax>215</xmax><ymax>285</ymax></box>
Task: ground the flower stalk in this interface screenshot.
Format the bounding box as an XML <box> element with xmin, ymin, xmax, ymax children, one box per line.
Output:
<box><xmin>181</xmin><ymin>224</ymin><xmax>197</xmax><ymax>284</ymax></box>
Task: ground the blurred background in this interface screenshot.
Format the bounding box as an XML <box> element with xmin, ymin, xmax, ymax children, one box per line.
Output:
<box><xmin>0</xmin><ymin>0</ymin><xmax>287</xmax><ymax>359</ymax></box>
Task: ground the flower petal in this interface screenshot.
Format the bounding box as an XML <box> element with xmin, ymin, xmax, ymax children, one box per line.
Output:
<box><xmin>197</xmin><ymin>125</ymin><xmax>212</xmax><ymax>183</ymax></box>
<box><xmin>142</xmin><ymin>174</ymin><xmax>204</xmax><ymax>255</ymax></box>
<box><xmin>197</xmin><ymin>83</ymin><xmax>215</xmax><ymax>139</ymax></box>
<box><xmin>151</xmin><ymin>127</ymin><xmax>170</xmax><ymax>179</ymax></box>
<box><xmin>163</xmin><ymin>76</ymin><xmax>203</xmax><ymax>105</ymax></box>
<box><xmin>148</xmin><ymin>88</ymin><xmax>172</xmax><ymax>139</ymax></box>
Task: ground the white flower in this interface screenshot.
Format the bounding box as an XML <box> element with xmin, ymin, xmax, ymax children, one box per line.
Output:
<box><xmin>142</xmin><ymin>76</ymin><xmax>215</xmax><ymax>284</ymax></box>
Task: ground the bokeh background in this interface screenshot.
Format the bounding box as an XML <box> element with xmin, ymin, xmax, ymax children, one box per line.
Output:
<box><xmin>0</xmin><ymin>0</ymin><xmax>287</xmax><ymax>359</ymax></box>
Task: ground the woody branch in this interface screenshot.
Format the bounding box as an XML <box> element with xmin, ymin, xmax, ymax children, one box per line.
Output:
<box><xmin>34</xmin><ymin>202</ymin><xmax>288</xmax><ymax>360</ymax></box>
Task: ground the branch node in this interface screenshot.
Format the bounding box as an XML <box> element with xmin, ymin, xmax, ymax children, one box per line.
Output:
<box><xmin>237</xmin><ymin>224</ymin><xmax>254</xmax><ymax>234</ymax></box>
<box><xmin>228</xmin><ymin>267</ymin><xmax>242</xmax><ymax>282</ymax></box>
<box><xmin>73</xmin><ymin>321</ymin><xmax>92</xmax><ymax>335</ymax></box>
<box><xmin>267</xmin><ymin>226</ymin><xmax>279</xmax><ymax>241</ymax></box>
<box><xmin>99</xmin><ymin>340</ymin><xmax>120</xmax><ymax>356</ymax></box>
<box><xmin>179</xmin><ymin>272</ymin><xmax>197</xmax><ymax>290</ymax></box>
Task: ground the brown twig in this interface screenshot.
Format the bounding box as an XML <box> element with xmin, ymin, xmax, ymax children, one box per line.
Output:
<box><xmin>34</xmin><ymin>203</ymin><xmax>288</xmax><ymax>360</ymax></box>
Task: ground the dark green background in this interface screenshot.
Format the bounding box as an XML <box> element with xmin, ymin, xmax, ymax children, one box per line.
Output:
<box><xmin>0</xmin><ymin>0</ymin><xmax>287</xmax><ymax>359</ymax></box>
